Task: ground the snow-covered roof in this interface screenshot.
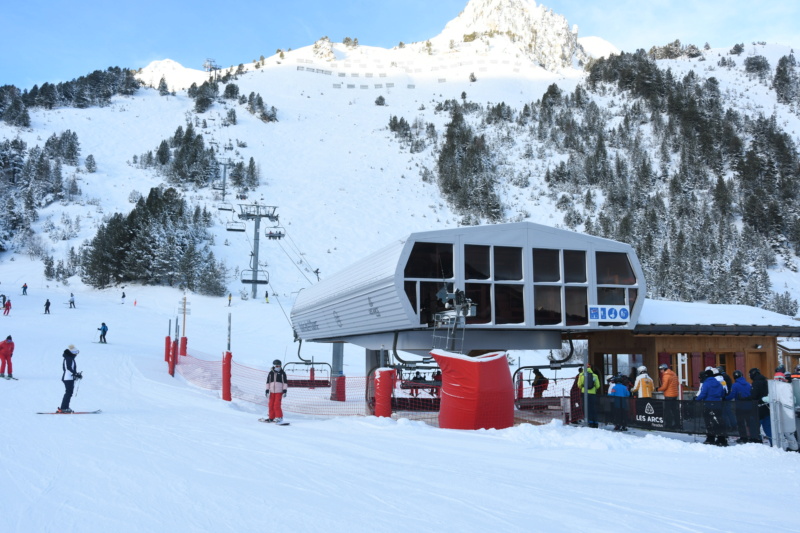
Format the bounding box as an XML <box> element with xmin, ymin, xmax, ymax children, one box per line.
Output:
<box><xmin>639</xmin><ymin>299</ymin><xmax>798</xmax><ymax>327</ymax></box>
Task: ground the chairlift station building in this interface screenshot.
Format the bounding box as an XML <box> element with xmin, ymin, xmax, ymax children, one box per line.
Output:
<box><xmin>291</xmin><ymin>222</ymin><xmax>645</xmax><ymax>356</ymax></box>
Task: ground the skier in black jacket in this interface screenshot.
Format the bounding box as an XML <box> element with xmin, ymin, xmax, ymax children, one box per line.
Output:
<box><xmin>749</xmin><ymin>368</ymin><xmax>771</xmax><ymax>445</ymax></box>
<box><xmin>59</xmin><ymin>345</ymin><xmax>81</xmax><ymax>413</ymax></box>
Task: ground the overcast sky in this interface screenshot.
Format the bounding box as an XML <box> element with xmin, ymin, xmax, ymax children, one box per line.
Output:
<box><xmin>2</xmin><ymin>0</ymin><xmax>799</xmax><ymax>89</ymax></box>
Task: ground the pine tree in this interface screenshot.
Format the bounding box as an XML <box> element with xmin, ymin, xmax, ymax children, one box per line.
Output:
<box><xmin>85</xmin><ymin>154</ymin><xmax>97</xmax><ymax>173</ymax></box>
<box><xmin>158</xmin><ymin>76</ymin><xmax>170</xmax><ymax>96</ymax></box>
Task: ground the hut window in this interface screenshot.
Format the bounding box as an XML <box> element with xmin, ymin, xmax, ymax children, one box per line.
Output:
<box><xmin>595</xmin><ymin>252</ymin><xmax>635</xmax><ymax>285</ymax></box>
<box><xmin>464</xmin><ymin>245</ymin><xmax>490</xmax><ymax>280</ymax></box>
<box><xmin>533</xmin><ymin>248</ymin><xmax>560</xmax><ymax>282</ymax></box>
<box><xmin>563</xmin><ymin>250</ymin><xmax>586</xmax><ymax>283</ymax></box>
<box><xmin>404</xmin><ymin>242</ymin><xmax>453</xmax><ymax>279</ymax></box>
<box><xmin>494</xmin><ymin>246</ymin><xmax>523</xmax><ymax>281</ymax></box>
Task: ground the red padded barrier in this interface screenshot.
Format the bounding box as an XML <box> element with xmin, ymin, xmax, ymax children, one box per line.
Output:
<box><xmin>431</xmin><ymin>349</ymin><xmax>514</xmax><ymax>430</ymax></box>
<box><xmin>374</xmin><ymin>368</ymin><xmax>396</xmax><ymax>417</ymax></box>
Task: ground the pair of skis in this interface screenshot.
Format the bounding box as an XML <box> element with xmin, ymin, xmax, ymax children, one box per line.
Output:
<box><xmin>36</xmin><ymin>410</ymin><xmax>102</xmax><ymax>415</ymax></box>
<box><xmin>258</xmin><ymin>418</ymin><xmax>290</xmax><ymax>426</ymax></box>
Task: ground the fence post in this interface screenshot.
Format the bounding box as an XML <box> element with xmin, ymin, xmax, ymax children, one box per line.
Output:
<box><xmin>164</xmin><ymin>336</ymin><xmax>171</xmax><ymax>362</ymax></box>
<box><xmin>516</xmin><ymin>371</ymin><xmax>524</xmax><ymax>400</ymax></box>
<box><xmin>169</xmin><ymin>339</ymin><xmax>177</xmax><ymax>377</ymax></box>
<box><xmin>222</xmin><ymin>351</ymin><xmax>232</xmax><ymax>401</ymax></box>
<box><xmin>331</xmin><ymin>375</ymin><xmax>346</xmax><ymax>402</ymax></box>
<box><xmin>374</xmin><ymin>368</ymin><xmax>396</xmax><ymax>417</ymax></box>
<box><xmin>180</xmin><ymin>336</ymin><xmax>188</xmax><ymax>356</ymax></box>
<box><xmin>310</xmin><ymin>366</ymin><xmax>316</xmax><ymax>390</ymax></box>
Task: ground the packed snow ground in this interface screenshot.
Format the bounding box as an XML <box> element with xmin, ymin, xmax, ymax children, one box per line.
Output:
<box><xmin>1</xmin><ymin>257</ymin><xmax>799</xmax><ymax>533</ymax></box>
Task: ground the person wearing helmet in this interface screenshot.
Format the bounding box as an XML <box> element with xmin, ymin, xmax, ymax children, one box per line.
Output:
<box><xmin>631</xmin><ymin>365</ymin><xmax>654</xmax><ymax>398</ymax></box>
<box><xmin>749</xmin><ymin>368</ymin><xmax>771</xmax><ymax>445</ymax></box>
<box><xmin>59</xmin><ymin>345</ymin><xmax>81</xmax><ymax>414</ymax></box>
<box><xmin>658</xmin><ymin>363</ymin><xmax>680</xmax><ymax>429</ymax></box>
<box><xmin>577</xmin><ymin>365</ymin><xmax>601</xmax><ymax>428</ymax></box>
<box><xmin>532</xmin><ymin>369</ymin><xmax>549</xmax><ymax>400</ymax></box>
<box><xmin>774</xmin><ymin>365</ymin><xmax>788</xmax><ymax>382</ymax></box>
<box><xmin>726</xmin><ymin>369</ymin><xmax>760</xmax><ymax>443</ymax></box>
<box><xmin>608</xmin><ymin>374</ymin><xmax>631</xmax><ymax>431</ymax></box>
<box><xmin>715</xmin><ymin>365</ymin><xmax>735</xmax><ymax>430</ymax></box>
<box><xmin>696</xmin><ymin>368</ymin><xmax>727</xmax><ymax>446</ymax></box>
<box><xmin>790</xmin><ymin>365</ymin><xmax>800</xmax><ymax>382</ymax></box>
<box><xmin>265</xmin><ymin>359</ymin><xmax>288</xmax><ymax>423</ymax></box>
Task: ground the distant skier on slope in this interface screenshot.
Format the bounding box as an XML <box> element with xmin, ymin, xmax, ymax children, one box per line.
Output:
<box><xmin>3</xmin><ymin>299</ymin><xmax>11</xmax><ymax>315</ymax></box>
<box><xmin>98</xmin><ymin>322</ymin><xmax>108</xmax><ymax>344</ymax></box>
<box><xmin>59</xmin><ymin>345</ymin><xmax>81</xmax><ymax>414</ymax></box>
<box><xmin>265</xmin><ymin>359</ymin><xmax>288</xmax><ymax>423</ymax></box>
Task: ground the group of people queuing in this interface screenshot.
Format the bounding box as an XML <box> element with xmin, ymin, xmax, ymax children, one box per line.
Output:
<box><xmin>576</xmin><ymin>362</ymin><xmax>800</xmax><ymax>449</ymax></box>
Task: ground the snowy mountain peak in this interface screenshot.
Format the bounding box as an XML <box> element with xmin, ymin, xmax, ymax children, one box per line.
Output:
<box><xmin>431</xmin><ymin>0</ymin><xmax>586</xmax><ymax>70</ymax></box>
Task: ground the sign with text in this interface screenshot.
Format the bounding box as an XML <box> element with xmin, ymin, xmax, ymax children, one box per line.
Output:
<box><xmin>634</xmin><ymin>399</ymin><xmax>665</xmax><ymax>430</ymax></box>
<box><xmin>588</xmin><ymin>305</ymin><xmax>630</xmax><ymax>322</ymax></box>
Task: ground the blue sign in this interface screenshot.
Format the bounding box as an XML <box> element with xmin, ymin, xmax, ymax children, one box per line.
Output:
<box><xmin>588</xmin><ymin>305</ymin><xmax>630</xmax><ymax>323</ymax></box>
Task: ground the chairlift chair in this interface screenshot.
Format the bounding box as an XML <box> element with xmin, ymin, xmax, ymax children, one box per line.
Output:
<box><xmin>266</xmin><ymin>226</ymin><xmax>285</xmax><ymax>240</ymax></box>
<box><xmin>217</xmin><ymin>202</ymin><xmax>233</xmax><ymax>211</ymax></box>
<box><xmin>241</xmin><ymin>269</ymin><xmax>269</xmax><ymax>284</ymax></box>
<box><xmin>226</xmin><ymin>221</ymin><xmax>246</xmax><ymax>232</ymax></box>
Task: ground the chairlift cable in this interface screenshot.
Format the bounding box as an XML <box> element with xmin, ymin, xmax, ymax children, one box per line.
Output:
<box><xmin>283</xmin><ymin>230</ymin><xmax>320</xmax><ymax>278</ymax></box>
<box><xmin>266</xmin><ymin>281</ymin><xmax>293</xmax><ymax>327</ymax></box>
<box><xmin>276</xmin><ymin>239</ymin><xmax>314</xmax><ymax>285</ymax></box>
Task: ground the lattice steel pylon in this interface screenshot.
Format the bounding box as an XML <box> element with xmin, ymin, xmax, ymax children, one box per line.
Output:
<box><xmin>237</xmin><ymin>204</ymin><xmax>279</xmax><ymax>298</ymax></box>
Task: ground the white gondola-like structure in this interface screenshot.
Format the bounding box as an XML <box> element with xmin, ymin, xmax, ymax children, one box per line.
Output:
<box><xmin>290</xmin><ymin>222</ymin><xmax>646</xmax><ymax>355</ymax></box>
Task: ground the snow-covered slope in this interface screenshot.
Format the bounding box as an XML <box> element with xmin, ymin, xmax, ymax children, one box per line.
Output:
<box><xmin>0</xmin><ymin>256</ymin><xmax>797</xmax><ymax>533</ymax></box>
<box><xmin>578</xmin><ymin>36</ymin><xmax>620</xmax><ymax>58</ymax></box>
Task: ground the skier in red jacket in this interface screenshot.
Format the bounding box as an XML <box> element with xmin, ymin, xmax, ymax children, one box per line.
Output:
<box><xmin>0</xmin><ymin>335</ymin><xmax>14</xmax><ymax>378</ymax></box>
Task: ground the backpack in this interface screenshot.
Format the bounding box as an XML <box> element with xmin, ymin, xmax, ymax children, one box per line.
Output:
<box><xmin>585</xmin><ymin>372</ymin><xmax>595</xmax><ymax>390</ymax></box>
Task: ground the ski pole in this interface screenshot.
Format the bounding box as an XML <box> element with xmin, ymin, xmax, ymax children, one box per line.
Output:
<box><xmin>75</xmin><ymin>375</ymin><xmax>81</xmax><ymax>397</ymax></box>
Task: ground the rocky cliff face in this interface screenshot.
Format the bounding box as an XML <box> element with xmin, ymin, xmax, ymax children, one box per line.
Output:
<box><xmin>430</xmin><ymin>0</ymin><xmax>586</xmax><ymax>70</ymax></box>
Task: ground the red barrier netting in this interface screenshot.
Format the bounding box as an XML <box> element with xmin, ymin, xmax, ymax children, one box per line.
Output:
<box><xmin>178</xmin><ymin>349</ymin><xmax>368</xmax><ymax>416</ymax></box>
<box><xmin>176</xmin><ymin>353</ymin><xmax>223</xmax><ymax>391</ymax></box>
<box><xmin>177</xmin><ymin>349</ymin><xmax>580</xmax><ymax>425</ymax></box>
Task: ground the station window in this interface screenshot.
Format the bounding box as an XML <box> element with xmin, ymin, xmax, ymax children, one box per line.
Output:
<box><xmin>404</xmin><ymin>280</ymin><xmax>417</xmax><ymax>311</ymax></box>
<box><xmin>495</xmin><ymin>284</ymin><xmax>524</xmax><ymax>324</ymax></box>
<box><xmin>565</xmin><ymin>286</ymin><xmax>588</xmax><ymax>326</ymax></box>
<box><xmin>533</xmin><ymin>248</ymin><xmax>560</xmax><ymax>282</ymax></box>
<box><xmin>595</xmin><ymin>252</ymin><xmax>635</xmax><ymax>285</ymax></box>
<box><xmin>534</xmin><ymin>286</ymin><xmax>561</xmax><ymax>325</ymax></box>
<box><xmin>494</xmin><ymin>246</ymin><xmax>522</xmax><ymax>281</ymax></box>
<box><xmin>597</xmin><ymin>287</ymin><xmax>625</xmax><ymax>305</ymax></box>
<box><xmin>465</xmin><ymin>283</ymin><xmax>491</xmax><ymax>324</ymax></box>
<box><xmin>464</xmin><ymin>245</ymin><xmax>490</xmax><ymax>280</ymax></box>
<box><xmin>404</xmin><ymin>242</ymin><xmax>454</xmax><ymax>279</ymax></box>
<box><xmin>418</xmin><ymin>281</ymin><xmax>450</xmax><ymax>326</ymax></box>
<box><xmin>563</xmin><ymin>250</ymin><xmax>586</xmax><ymax>283</ymax></box>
